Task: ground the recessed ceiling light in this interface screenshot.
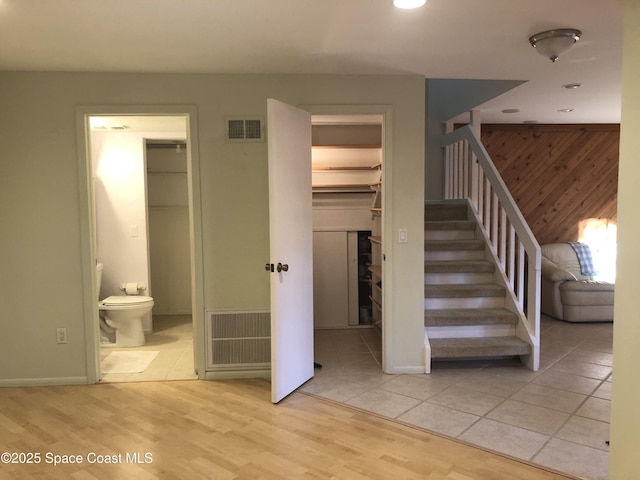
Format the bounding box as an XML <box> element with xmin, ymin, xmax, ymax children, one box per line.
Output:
<box><xmin>562</xmin><ymin>83</ymin><xmax>582</xmax><ymax>89</ymax></box>
<box><xmin>558</xmin><ymin>108</ymin><xmax>574</xmax><ymax>113</ymax></box>
<box><xmin>393</xmin><ymin>0</ymin><xmax>427</xmax><ymax>9</ymax></box>
<box><xmin>501</xmin><ymin>108</ymin><xmax>520</xmax><ymax>114</ymax></box>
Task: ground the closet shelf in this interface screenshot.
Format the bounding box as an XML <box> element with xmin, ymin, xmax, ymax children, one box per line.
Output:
<box><xmin>368</xmin><ymin>265</ymin><xmax>382</xmax><ymax>278</ymax></box>
<box><xmin>312</xmin><ymin>144</ymin><xmax>382</xmax><ymax>149</ymax></box>
<box><xmin>311</xmin><ymin>143</ymin><xmax>381</xmax><ymax>195</ymax></box>
<box><xmin>312</xmin><ymin>185</ymin><xmax>375</xmax><ymax>193</ymax></box>
<box><xmin>368</xmin><ymin>236</ymin><xmax>382</xmax><ymax>245</ymax></box>
<box><xmin>370</xmin><ymin>296</ymin><xmax>382</xmax><ymax>312</ymax></box>
<box><xmin>313</xmin><ymin>166</ymin><xmax>376</xmax><ymax>171</ymax></box>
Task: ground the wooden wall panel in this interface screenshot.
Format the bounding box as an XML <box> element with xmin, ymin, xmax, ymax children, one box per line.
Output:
<box><xmin>481</xmin><ymin>124</ymin><xmax>619</xmax><ymax>245</ymax></box>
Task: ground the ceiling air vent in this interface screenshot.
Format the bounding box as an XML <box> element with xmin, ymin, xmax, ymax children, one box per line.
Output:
<box><xmin>225</xmin><ymin>117</ymin><xmax>264</xmax><ymax>143</ymax></box>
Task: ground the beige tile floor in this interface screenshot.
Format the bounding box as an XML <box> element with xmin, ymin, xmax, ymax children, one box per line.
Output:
<box><xmin>99</xmin><ymin>315</ymin><xmax>197</xmax><ymax>383</ymax></box>
<box><xmin>302</xmin><ymin>315</ymin><xmax>613</xmax><ymax>480</ymax></box>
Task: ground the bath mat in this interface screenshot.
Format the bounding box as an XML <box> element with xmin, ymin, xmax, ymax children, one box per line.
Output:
<box><xmin>101</xmin><ymin>351</ymin><xmax>159</xmax><ymax>374</ymax></box>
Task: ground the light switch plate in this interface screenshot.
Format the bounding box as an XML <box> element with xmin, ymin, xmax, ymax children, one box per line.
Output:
<box><xmin>56</xmin><ymin>328</ymin><xmax>67</xmax><ymax>344</ymax></box>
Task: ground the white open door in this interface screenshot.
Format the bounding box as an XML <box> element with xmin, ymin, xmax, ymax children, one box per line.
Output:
<box><xmin>267</xmin><ymin>98</ymin><xmax>314</xmax><ymax>403</ymax></box>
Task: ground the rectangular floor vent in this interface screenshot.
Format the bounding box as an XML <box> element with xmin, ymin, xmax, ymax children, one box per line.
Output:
<box><xmin>206</xmin><ymin>310</ymin><xmax>270</xmax><ymax>370</ymax></box>
<box><xmin>225</xmin><ymin>118</ymin><xmax>264</xmax><ymax>142</ymax></box>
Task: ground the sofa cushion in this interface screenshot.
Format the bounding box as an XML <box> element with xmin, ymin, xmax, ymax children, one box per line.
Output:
<box><xmin>560</xmin><ymin>281</ymin><xmax>615</xmax><ymax>306</ymax></box>
<box><xmin>541</xmin><ymin>243</ymin><xmax>594</xmax><ymax>281</ymax></box>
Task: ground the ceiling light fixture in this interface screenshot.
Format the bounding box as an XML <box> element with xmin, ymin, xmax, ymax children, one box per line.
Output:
<box><xmin>393</xmin><ymin>0</ymin><xmax>426</xmax><ymax>9</ymax></box>
<box><xmin>562</xmin><ymin>83</ymin><xmax>582</xmax><ymax>89</ymax></box>
<box><xmin>88</xmin><ymin>117</ymin><xmax>129</xmax><ymax>130</ymax></box>
<box><xmin>529</xmin><ymin>29</ymin><xmax>582</xmax><ymax>62</ymax></box>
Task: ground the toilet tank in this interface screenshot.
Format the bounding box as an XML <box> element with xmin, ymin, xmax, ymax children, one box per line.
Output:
<box><xmin>96</xmin><ymin>262</ymin><xmax>103</xmax><ymax>301</ymax></box>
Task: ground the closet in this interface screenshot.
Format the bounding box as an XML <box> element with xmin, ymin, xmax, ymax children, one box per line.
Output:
<box><xmin>146</xmin><ymin>141</ymin><xmax>192</xmax><ymax>316</ymax></box>
<box><xmin>311</xmin><ymin>117</ymin><xmax>383</xmax><ymax>331</ymax></box>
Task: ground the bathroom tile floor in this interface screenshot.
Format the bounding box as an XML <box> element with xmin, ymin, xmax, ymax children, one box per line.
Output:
<box><xmin>301</xmin><ymin>315</ymin><xmax>613</xmax><ymax>480</ymax></box>
<box><xmin>99</xmin><ymin>314</ymin><xmax>197</xmax><ymax>383</ymax></box>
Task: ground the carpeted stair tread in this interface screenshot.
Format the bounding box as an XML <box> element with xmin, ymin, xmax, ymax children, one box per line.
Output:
<box><xmin>430</xmin><ymin>336</ymin><xmax>531</xmax><ymax>359</ymax></box>
<box><xmin>424</xmin><ymin>308</ymin><xmax>518</xmax><ymax>327</ymax></box>
<box><xmin>425</xmin><ymin>220</ymin><xmax>476</xmax><ymax>230</ymax></box>
<box><xmin>425</xmin><ymin>239</ymin><xmax>485</xmax><ymax>251</ymax></box>
<box><xmin>424</xmin><ymin>201</ymin><xmax>468</xmax><ymax>221</ymax></box>
<box><xmin>425</xmin><ymin>260</ymin><xmax>494</xmax><ymax>273</ymax></box>
<box><xmin>425</xmin><ymin>283</ymin><xmax>505</xmax><ymax>298</ymax></box>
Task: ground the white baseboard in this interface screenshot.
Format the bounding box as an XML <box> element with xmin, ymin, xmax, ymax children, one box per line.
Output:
<box><xmin>383</xmin><ymin>366</ymin><xmax>425</xmax><ymax>375</ymax></box>
<box><xmin>204</xmin><ymin>369</ymin><xmax>270</xmax><ymax>380</ymax></box>
<box><xmin>0</xmin><ymin>377</ymin><xmax>90</xmax><ymax>388</ymax></box>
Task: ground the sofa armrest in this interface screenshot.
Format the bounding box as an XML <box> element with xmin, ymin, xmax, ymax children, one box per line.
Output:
<box><xmin>541</xmin><ymin>276</ymin><xmax>564</xmax><ymax>319</ymax></box>
<box><xmin>541</xmin><ymin>256</ymin><xmax>577</xmax><ymax>282</ymax></box>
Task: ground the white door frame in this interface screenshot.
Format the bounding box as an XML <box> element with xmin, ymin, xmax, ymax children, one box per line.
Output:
<box><xmin>75</xmin><ymin>105</ymin><xmax>205</xmax><ymax>382</ymax></box>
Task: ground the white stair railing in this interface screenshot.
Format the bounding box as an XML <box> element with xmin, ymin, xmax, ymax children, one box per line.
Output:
<box><xmin>441</xmin><ymin>124</ymin><xmax>540</xmax><ymax>370</ymax></box>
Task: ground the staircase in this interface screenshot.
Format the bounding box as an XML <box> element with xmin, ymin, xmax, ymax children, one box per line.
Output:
<box><xmin>424</xmin><ymin>200</ymin><xmax>531</xmax><ymax>372</ymax></box>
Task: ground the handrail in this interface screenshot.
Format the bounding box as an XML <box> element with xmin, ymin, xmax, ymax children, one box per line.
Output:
<box><xmin>441</xmin><ymin>124</ymin><xmax>541</xmax><ymax>370</ymax></box>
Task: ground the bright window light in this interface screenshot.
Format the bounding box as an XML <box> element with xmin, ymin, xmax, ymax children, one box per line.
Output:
<box><xmin>393</xmin><ymin>0</ymin><xmax>427</xmax><ymax>9</ymax></box>
<box><xmin>579</xmin><ymin>218</ymin><xmax>617</xmax><ymax>282</ymax></box>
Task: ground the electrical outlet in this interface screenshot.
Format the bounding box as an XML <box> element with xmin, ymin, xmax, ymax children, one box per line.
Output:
<box><xmin>56</xmin><ymin>328</ymin><xmax>67</xmax><ymax>344</ymax></box>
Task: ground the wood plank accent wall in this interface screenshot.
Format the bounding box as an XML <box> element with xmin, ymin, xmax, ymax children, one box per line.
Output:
<box><xmin>481</xmin><ymin>124</ymin><xmax>619</xmax><ymax>245</ymax></box>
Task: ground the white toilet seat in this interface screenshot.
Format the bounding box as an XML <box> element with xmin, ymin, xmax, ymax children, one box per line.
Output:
<box><xmin>100</xmin><ymin>295</ymin><xmax>154</xmax><ymax>310</ymax></box>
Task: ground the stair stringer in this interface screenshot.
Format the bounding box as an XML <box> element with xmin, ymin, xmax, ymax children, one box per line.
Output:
<box><xmin>463</xmin><ymin>200</ymin><xmax>539</xmax><ymax>372</ymax></box>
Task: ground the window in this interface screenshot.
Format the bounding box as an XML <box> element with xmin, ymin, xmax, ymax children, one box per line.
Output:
<box><xmin>578</xmin><ymin>218</ymin><xmax>617</xmax><ymax>282</ymax></box>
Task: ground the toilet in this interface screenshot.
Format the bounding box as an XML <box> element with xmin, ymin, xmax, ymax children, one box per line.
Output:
<box><xmin>96</xmin><ymin>263</ymin><xmax>154</xmax><ymax>347</ymax></box>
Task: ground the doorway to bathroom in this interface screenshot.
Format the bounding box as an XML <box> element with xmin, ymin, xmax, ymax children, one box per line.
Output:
<box><xmin>85</xmin><ymin>112</ymin><xmax>200</xmax><ymax>383</ymax></box>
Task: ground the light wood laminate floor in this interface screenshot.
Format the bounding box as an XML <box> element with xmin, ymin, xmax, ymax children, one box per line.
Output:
<box><xmin>0</xmin><ymin>378</ymin><xmax>578</xmax><ymax>480</ymax></box>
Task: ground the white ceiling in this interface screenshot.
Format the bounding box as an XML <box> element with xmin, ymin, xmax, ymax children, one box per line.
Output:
<box><xmin>0</xmin><ymin>0</ymin><xmax>623</xmax><ymax>124</ymax></box>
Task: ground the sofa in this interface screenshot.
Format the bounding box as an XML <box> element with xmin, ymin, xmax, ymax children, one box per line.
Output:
<box><xmin>540</xmin><ymin>242</ymin><xmax>614</xmax><ymax>322</ymax></box>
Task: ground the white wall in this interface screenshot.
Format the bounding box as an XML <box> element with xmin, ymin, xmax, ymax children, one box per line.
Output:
<box><xmin>424</xmin><ymin>79</ymin><xmax>525</xmax><ymax>200</ymax></box>
<box><xmin>92</xmin><ymin>132</ymin><xmax>148</xmax><ymax>297</ymax></box>
<box><xmin>609</xmin><ymin>0</ymin><xmax>640</xmax><ymax>476</ymax></box>
<box><xmin>0</xmin><ymin>73</ymin><xmax>425</xmax><ymax>384</ymax></box>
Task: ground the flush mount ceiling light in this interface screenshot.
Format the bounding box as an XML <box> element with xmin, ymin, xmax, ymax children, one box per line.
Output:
<box><xmin>529</xmin><ymin>29</ymin><xmax>582</xmax><ymax>62</ymax></box>
<box><xmin>393</xmin><ymin>0</ymin><xmax>426</xmax><ymax>9</ymax></box>
<box><xmin>89</xmin><ymin>117</ymin><xmax>129</xmax><ymax>130</ymax></box>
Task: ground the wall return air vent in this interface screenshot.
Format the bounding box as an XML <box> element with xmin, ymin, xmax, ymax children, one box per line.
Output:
<box><xmin>225</xmin><ymin>117</ymin><xmax>264</xmax><ymax>142</ymax></box>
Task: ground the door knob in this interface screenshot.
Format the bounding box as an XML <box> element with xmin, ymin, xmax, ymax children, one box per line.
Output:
<box><xmin>277</xmin><ymin>263</ymin><xmax>289</xmax><ymax>272</ymax></box>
